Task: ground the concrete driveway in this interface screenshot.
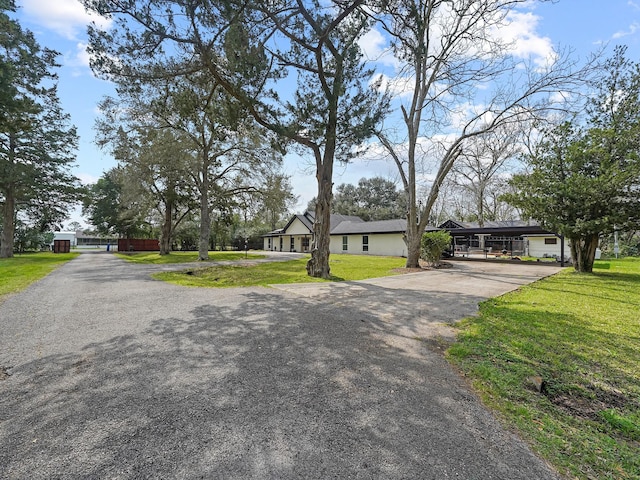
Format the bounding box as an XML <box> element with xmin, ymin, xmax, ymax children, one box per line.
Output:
<box><xmin>0</xmin><ymin>253</ymin><xmax>562</xmax><ymax>479</ymax></box>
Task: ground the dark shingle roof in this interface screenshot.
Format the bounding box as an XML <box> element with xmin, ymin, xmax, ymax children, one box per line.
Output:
<box><xmin>330</xmin><ymin>218</ymin><xmax>407</xmax><ymax>235</ymax></box>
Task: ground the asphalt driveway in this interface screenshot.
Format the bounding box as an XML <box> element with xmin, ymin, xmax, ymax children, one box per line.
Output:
<box><xmin>0</xmin><ymin>252</ymin><xmax>563</xmax><ymax>479</ymax></box>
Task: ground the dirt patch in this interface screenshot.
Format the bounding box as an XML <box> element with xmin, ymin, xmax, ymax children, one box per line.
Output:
<box><xmin>392</xmin><ymin>267</ymin><xmax>426</xmax><ymax>274</ymax></box>
<box><xmin>544</xmin><ymin>381</ymin><xmax>634</xmax><ymax>420</ymax></box>
<box><xmin>0</xmin><ymin>365</ymin><xmax>11</xmax><ymax>380</ymax></box>
<box><xmin>391</xmin><ymin>260</ymin><xmax>453</xmax><ymax>274</ymax></box>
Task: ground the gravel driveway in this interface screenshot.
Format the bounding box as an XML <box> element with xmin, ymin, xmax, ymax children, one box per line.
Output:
<box><xmin>0</xmin><ymin>252</ymin><xmax>562</xmax><ymax>479</ymax></box>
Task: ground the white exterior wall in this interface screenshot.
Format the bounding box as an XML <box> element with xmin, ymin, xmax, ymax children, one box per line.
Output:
<box><xmin>330</xmin><ymin>233</ymin><xmax>406</xmax><ymax>257</ymax></box>
<box><xmin>263</xmin><ymin>234</ymin><xmax>312</xmax><ymax>252</ymax></box>
<box><xmin>286</xmin><ymin>218</ymin><xmax>311</xmax><ymax>235</ymax></box>
<box><xmin>526</xmin><ymin>236</ymin><xmax>568</xmax><ymax>258</ymax></box>
<box><xmin>330</xmin><ymin>235</ymin><xmax>344</xmax><ymax>254</ymax></box>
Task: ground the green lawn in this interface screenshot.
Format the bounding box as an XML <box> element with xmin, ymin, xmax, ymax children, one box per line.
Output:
<box><xmin>115</xmin><ymin>251</ymin><xmax>266</xmax><ymax>264</ymax></box>
<box><xmin>447</xmin><ymin>258</ymin><xmax>640</xmax><ymax>479</ymax></box>
<box><xmin>0</xmin><ymin>252</ymin><xmax>79</xmax><ymax>302</ymax></box>
<box><xmin>153</xmin><ymin>254</ymin><xmax>407</xmax><ymax>287</ymax></box>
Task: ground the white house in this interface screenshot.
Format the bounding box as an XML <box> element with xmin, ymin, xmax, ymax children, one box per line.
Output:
<box><xmin>264</xmin><ymin>213</ymin><xmax>570</xmax><ymax>263</ymax></box>
<box><xmin>263</xmin><ymin>212</ymin><xmax>415</xmax><ymax>257</ymax></box>
<box><xmin>329</xmin><ymin>218</ymin><xmax>408</xmax><ymax>256</ymax></box>
<box><xmin>263</xmin><ymin>212</ymin><xmax>366</xmax><ymax>253</ymax></box>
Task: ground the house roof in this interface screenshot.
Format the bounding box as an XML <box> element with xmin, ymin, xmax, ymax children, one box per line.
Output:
<box><xmin>439</xmin><ymin>219</ymin><xmax>539</xmax><ymax>229</ymax></box>
<box><xmin>264</xmin><ymin>211</ymin><xmax>365</xmax><ymax>237</ymax></box>
<box><xmin>331</xmin><ymin>218</ymin><xmax>408</xmax><ymax>235</ymax></box>
<box><xmin>266</xmin><ymin>213</ymin><xmax>558</xmax><ymax>239</ymax></box>
<box><xmin>438</xmin><ymin>219</ymin><xmax>557</xmax><ymax>237</ymax></box>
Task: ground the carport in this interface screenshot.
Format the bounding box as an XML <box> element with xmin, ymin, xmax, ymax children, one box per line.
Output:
<box><xmin>438</xmin><ymin>220</ymin><xmax>568</xmax><ymax>266</ymax></box>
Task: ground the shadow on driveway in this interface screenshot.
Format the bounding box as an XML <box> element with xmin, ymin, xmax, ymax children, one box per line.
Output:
<box><xmin>0</xmin><ymin>255</ymin><xmax>561</xmax><ymax>479</ymax></box>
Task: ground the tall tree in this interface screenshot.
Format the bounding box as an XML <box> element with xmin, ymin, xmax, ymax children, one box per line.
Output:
<box><xmin>0</xmin><ymin>1</ymin><xmax>80</xmax><ymax>257</ymax></box>
<box><xmin>116</xmin><ymin>129</ymin><xmax>197</xmax><ymax>255</ymax></box>
<box><xmin>504</xmin><ymin>48</ymin><xmax>640</xmax><ymax>272</ymax></box>
<box><xmin>258</xmin><ymin>172</ymin><xmax>297</xmax><ymax>231</ymax></box>
<box><xmin>97</xmin><ymin>68</ymin><xmax>278</xmax><ymax>260</ymax></box>
<box><xmin>83</xmin><ymin>167</ymin><xmax>148</xmax><ymax>238</ymax></box>
<box><xmin>312</xmin><ymin>176</ymin><xmax>405</xmax><ymax>220</ymax></box>
<box><xmin>451</xmin><ymin>127</ymin><xmax>521</xmax><ymax>226</ymax></box>
<box><xmin>84</xmin><ymin>0</ymin><xmax>387</xmax><ymax>278</ymax></box>
<box><xmin>371</xmin><ymin>0</ymin><xmax>588</xmax><ymax>267</ymax></box>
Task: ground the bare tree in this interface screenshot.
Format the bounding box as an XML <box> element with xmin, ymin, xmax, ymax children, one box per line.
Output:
<box><xmin>451</xmin><ymin>126</ymin><xmax>521</xmax><ymax>226</ymax></box>
<box><xmin>370</xmin><ymin>0</ymin><xmax>590</xmax><ymax>267</ymax></box>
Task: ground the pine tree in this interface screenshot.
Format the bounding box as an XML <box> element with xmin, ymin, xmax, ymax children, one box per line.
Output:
<box><xmin>0</xmin><ymin>1</ymin><xmax>80</xmax><ymax>257</ymax></box>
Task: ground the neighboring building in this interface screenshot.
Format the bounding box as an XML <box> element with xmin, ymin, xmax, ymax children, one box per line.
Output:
<box><xmin>52</xmin><ymin>231</ymin><xmax>77</xmax><ymax>247</ymax></box>
<box><xmin>50</xmin><ymin>230</ymin><xmax>118</xmax><ymax>249</ymax></box>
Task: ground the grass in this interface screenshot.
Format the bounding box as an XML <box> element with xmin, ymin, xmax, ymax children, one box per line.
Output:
<box><xmin>115</xmin><ymin>251</ymin><xmax>265</xmax><ymax>264</ymax></box>
<box><xmin>447</xmin><ymin>258</ymin><xmax>640</xmax><ymax>479</ymax></box>
<box><xmin>0</xmin><ymin>252</ymin><xmax>79</xmax><ymax>302</ymax></box>
<box><xmin>153</xmin><ymin>254</ymin><xmax>407</xmax><ymax>287</ymax></box>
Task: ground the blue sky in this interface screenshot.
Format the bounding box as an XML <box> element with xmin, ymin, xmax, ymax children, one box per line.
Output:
<box><xmin>11</xmin><ymin>0</ymin><xmax>640</xmax><ymax>226</ymax></box>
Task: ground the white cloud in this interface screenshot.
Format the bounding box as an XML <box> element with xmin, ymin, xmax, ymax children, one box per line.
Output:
<box><xmin>493</xmin><ymin>11</ymin><xmax>557</xmax><ymax>67</ymax></box>
<box><xmin>358</xmin><ymin>27</ymin><xmax>398</xmax><ymax>68</ymax></box>
<box><xmin>371</xmin><ymin>73</ymin><xmax>415</xmax><ymax>98</ymax></box>
<box><xmin>77</xmin><ymin>172</ymin><xmax>100</xmax><ymax>185</ymax></box>
<box><xmin>62</xmin><ymin>41</ymin><xmax>91</xmax><ymax>71</ymax></box>
<box><xmin>20</xmin><ymin>0</ymin><xmax>111</xmax><ymax>40</ymax></box>
<box><xmin>613</xmin><ymin>22</ymin><xmax>640</xmax><ymax>39</ymax></box>
<box><xmin>549</xmin><ymin>91</ymin><xmax>571</xmax><ymax>104</ymax></box>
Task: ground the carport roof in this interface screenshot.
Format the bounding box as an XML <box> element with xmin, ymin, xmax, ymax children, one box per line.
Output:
<box><xmin>438</xmin><ymin>219</ymin><xmax>558</xmax><ymax>237</ymax></box>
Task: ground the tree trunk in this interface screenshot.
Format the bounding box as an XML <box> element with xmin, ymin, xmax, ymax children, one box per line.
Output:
<box><xmin>306</xmin><ymin>171</ymin><xmax>332</xmax><ymax>279</ymax></box>
<box><xmin>570</xmin><ymin>234</ymin><xmax>599</xmax><ymax>273</ymax></box>
<box><xmin>405</xmin><ymin>214</ymin><xmax>421</xmax><ymax>268</ymax></box>
<box><xmin>198</xmin><ymin>158</ymin><xmax>210</xmax><ymax>261</ymax></box>
<box><xmin>159</xmin><ymin>201</ymin><xmax>173</xmax><ymax>255</ymax></box>
<box><xmin>1</xmin><ymin>190</ymin><xmax>15</xmax><ymax>258</ymax></box>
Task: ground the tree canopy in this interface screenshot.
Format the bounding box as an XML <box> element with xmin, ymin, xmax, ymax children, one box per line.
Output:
<box><xmin>370</xmin><ymin>0</ymin><xmax>589</xmax><ymax>268</ymax></box>
<box><xmin>504</xmin><ymin>47</ymin><xmax>640</xmax><ymax>272</ymax></box>
<box><xmin>0</xmin><ymin>1</ymin><xmax>80</xmax><ymax>257</ymax></box>
<box><xmin>83</xmin><ymin>0</ymin><xmax>387</xmax><ymax>277</ymax></box>
<box><xmin>309</xmin><ymin>177</ymin><xmax>405</xmax><ymax>221</ymax></box>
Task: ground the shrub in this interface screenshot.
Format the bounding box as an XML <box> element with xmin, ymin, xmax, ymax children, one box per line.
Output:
<box><xmin>420</xmin><ymin>231</ymin><xmax>451</xmax><ymax>267</ymax></box>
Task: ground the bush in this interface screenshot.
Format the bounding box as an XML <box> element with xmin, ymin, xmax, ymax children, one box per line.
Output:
<box><xmin>420</xmin><ymin>231</ymin><xmax>451</xmax><ymax>267</ymax></box>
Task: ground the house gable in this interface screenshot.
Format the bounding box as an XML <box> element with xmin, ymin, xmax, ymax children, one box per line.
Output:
<box><xmin>286</xmin><ymin>217</ymin><xmax>313</xmax><ymax>235</ymax></box>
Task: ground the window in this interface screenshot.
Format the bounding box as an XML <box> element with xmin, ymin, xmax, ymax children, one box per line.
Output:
<box><xmin>545</xmin><ymin>238</ymin><xmax>558</xmax><ymax>245</ymax></box>
<box><xmin>290</xmin><ymin>237</ymin><xmax>295</xmax><ymax>251</ymax></box>
<box><xmin>342</xmin><ymin>236</ymin><xmax>348</xmax><ymax>251</ymax></box>
<box><xmin>362</xmin><ymin>235</ymin><xmax>369</xmax><ymax>252</ymax></box>
<box><xmin>268</xmin><ymin>238</ymin><xmax>272</xmax><ymax>250</ymax></box>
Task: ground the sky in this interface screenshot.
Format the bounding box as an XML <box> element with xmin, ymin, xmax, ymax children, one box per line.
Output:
<box><xmin>10</xmin><ymin>0</ymin><xmax>640</xmax><ymax>227</ymax></box>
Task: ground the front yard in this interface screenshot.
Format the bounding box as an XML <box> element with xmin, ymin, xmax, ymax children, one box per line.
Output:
<box><xmin>448</xmin><ymin>258</ymin><xmax>640</xmax><ymax>479</ymax></box>
<box><xmin>0</xmin><ymin>252</ymin><xmax>78</xmax><ymax>303</ymax></box>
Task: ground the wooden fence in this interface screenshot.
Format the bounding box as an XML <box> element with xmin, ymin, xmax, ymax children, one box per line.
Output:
<box><xmin>53</xmin><ymin>239</ymin><xmax>71</xmax><ymax>253</ymax></box>
<box><xmin>117</xmin><ymin>239</ymin><xmax>160</xmax><ymax>252</ymax></box>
